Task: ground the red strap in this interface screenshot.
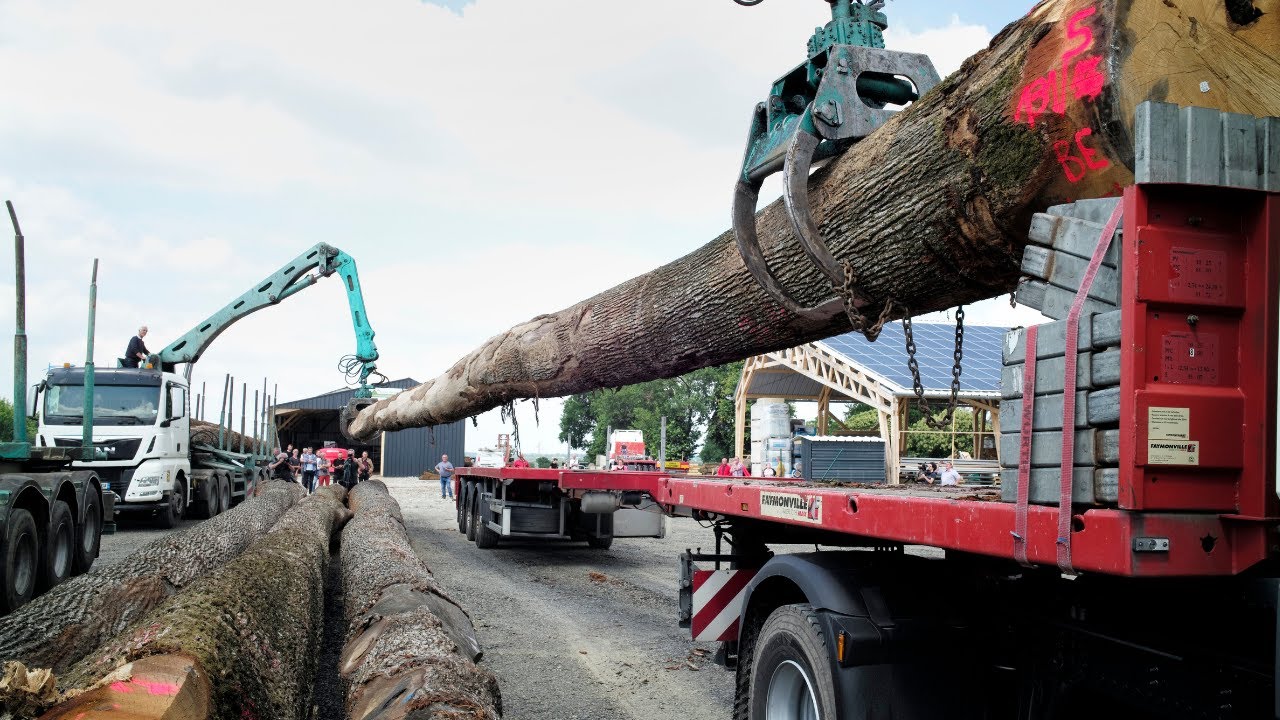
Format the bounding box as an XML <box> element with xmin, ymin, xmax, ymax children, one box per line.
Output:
<box><xmin>1057</xmin><ymin>201</ymin><xmax>1124</xmax><ymax>574</ymax></box>
<box><xmin>1013</xmin><ymin>325</ymin><xmax>1038</xmax><ymax>566</ymax></box>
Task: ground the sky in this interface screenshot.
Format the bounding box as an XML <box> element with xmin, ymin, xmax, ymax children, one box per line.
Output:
<box><xmin>0</xmin><ymin>0</ymin><xmax>1042</xmax><ymax>457</ymax></box>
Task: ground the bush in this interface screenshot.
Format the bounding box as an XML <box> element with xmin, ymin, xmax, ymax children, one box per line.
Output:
<box><xmin>0</xmin><ymin>399</ymin><xmax>37</xmax><ymax>443</ymax></box>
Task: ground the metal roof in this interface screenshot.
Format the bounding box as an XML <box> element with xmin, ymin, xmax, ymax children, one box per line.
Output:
<box><xmin>277</xmin><ymin>378</ymin><xmax>419</xmax><ymax>411</ymax></box>
<box><xmin>818</xmin><ymin>322</ymin><xmax>1006</xmax><ymax>396</ymax></box>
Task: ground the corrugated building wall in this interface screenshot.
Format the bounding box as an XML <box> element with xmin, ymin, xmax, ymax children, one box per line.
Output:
<box><xmin>276</xmin><ymin>378</ymin><xmax>464</xmax><ymax>477</ymax></box>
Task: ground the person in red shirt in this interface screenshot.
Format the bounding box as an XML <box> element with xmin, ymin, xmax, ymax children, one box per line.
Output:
<box><xmin>512</xmin><ymin>453</ymin><xmax>530</xmax><ymax>468</ymax></box>
<box><xmin>715</xmin><ymin>458</ymin><xmax>732</xmax><ymax>476</ymax></box>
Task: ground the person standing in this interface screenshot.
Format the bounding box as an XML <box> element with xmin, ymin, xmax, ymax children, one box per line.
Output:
<box><xmin>789</xmin><ymin>461</ymin><xmax>804</xmax><ymax>479</ymax></box>
<box><xmin>512</xmin><ymin>453</ymin><xmax>530</xmax><ymax>468</ymax></box>
<box><xmin>331</xmin><ymin>453</ymin><xmax>346</xmax><ymax>488</ymax></box>
<box><xmin>289</xmin><ymin>448</ymin><xmax>302</xmax><ymax>483</ymax></box>
<box><xmin>939</xmin><ymin>460</ymin><xmax>961</xmax><ymax>486</ymax></box>
<box><xmin>342</xmin><ymin>451</ymin><xmax>358</xmax><ymax>488</ymax></box>
<box><xmin>300</xmin><ymin>447</ymin><xmax>318</xmax><ymax>493</ymax></box>
<box><xmin>123</xmin><ymin>326</ymin><xmax>150</xmax><ymax>368</ymax></box>
<box><xmin>269</xmin><ymin>449</ymin><xmax>294</xmax><ymax>482</ymax></box>
<box><xmin>730</xmin><ymin>457</ymin><xmax>747</xmax><ymax>477</ymax></box>
<box><xmin>317</xmin><ymin>454</ymin><xmax>331</xmax><ymax>488</ymax></box>
<box><xmin>435</xmin><ymin>454</ymin><xmax>455</xmax><ymax>499</ymax></box>
<box><xmin>357</xmin><ymin>451</ymin><xmax>373</xmax><ymax>483</ymax></box>
<box><xmin>716</xmin><ymin>458</ymin><xmax>732</xmax><ymax>476</ymax></box>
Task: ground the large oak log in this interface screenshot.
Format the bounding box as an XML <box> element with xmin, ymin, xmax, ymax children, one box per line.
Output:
<box><xmin>40</xmin><ymin>485</ymin><xmax>349</xmax><ymax>720</ymax></box>
<box><xmin>0</xmin><ymin>482</ymin><xmax>304</xmax><ymax>675</ymax></box>
<box><xmin>347</xmin><ymin>0</ymin><xmax>1280</xmax><ymax>439</ymax></box>
<box><xmin>340</xmin><ymin>481</ymin><xmax>501</xmax><ymax>720</ymax></box>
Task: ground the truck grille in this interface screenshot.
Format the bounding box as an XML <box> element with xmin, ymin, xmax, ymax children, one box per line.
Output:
<box><xmin>54</xmin><ymin>437</ymin><xmax>142</xmax><ymax>461</ymax></box>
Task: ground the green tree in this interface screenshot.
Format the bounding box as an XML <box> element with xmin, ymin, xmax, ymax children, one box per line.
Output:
<box><xmin>903</xmin><ymin>407</ymin><xmax>975</xmax><ymax>457</ymax></box>
<box><xmin>0</xmin><ymin>398</ymin><xmax>37</xmax><ymax>443</ymax></box>
<box><xmin>841</xmin><ymin>402</ymin><xmax>880</xmax><ymax>432</ymax></box>
<box><xmin>534</xmin><ymin>456</ymin><xmax>552</xmax><ymax>469</ymax></box>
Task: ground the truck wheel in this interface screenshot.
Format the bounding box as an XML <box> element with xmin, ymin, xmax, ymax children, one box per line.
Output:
<box><xmin>474</xmin><ymin>492</ymin><xmax>499</xmax><ymax>549</ymax></box>
<box><xmin>586</xmin><ymin>513</ymin><xmax>614</xmax><ymax>549</ymax></box>
<box><xmin>74</xmin><ymin>488</ymin><xmax>102</xmax><ymax>574</ymax></box>
<box><xmin>40</xmin><ymin>500</ymin><xmax>75</xmax><ymax>590</ymax></box>
<box><xmin>748</xmin><ymin>604</ymin><xmax>839</xmax><ymax>720</ymax></box>
<box><xmin>456</xmin><ymin>482</ymin><xmax>468</xmax><ymax>534</ymax></box>
<box><xmin>218</xmin><ymin>475</ymin><xmax>231</xmax><ymax>514</ymax></box>
<box><xmin>2</xmin><ymin>508</ymin><xmax>40</xmax><ymax>612</ymax></box>
<box><xmin>464</xmin><ymin>484</ymin><xmax>478</xmax><ymax>542</ymax></box>
<box><xmin>157</xmin><ymin>478</ymin><xmax>186</xmax><ymax>529</ymax></box>
<box><xmin>193</xmin><ymin>474</ymin><xmax>217</xmax><ymax>519</ymax></box>
<box><xmin>586</xmin><ymin>534</ymin><xmax>614</xmax><ymax>550</ymax></box>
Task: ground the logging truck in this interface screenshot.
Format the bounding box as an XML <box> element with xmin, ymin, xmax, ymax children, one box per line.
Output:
<box><xmin>36</xmin><ymin>242</ymin><xmax>385</xmax><ymax>528</ymax></box>
<box><xmin>451</xmin><ymin>175</ymin><xmax>1280</xmax><ymax>718</ymax></box>
<box><xmin>1</xmin><ymin>202</ymin><xmax>109</xmax><ymax>614</ymax></box>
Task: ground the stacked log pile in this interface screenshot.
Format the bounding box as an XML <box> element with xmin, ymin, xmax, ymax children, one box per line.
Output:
<box><xmin>40</xmin><ymin>485</ymin><xmax>349</xmax><ymax>720</ymax></box>
<box><xmin>0</xmin><ymin>482</ymin><xmax>304</xmax><ymax>674</ymax></box>
<box><xmin>190</xmin><ymin>419</ymin><xmax>267</xmax><ymax>454</ymax></box>
<box><xmin>341</xmin><ymin>480</ymin><xmax>501</xmax><ymax>720</ymax></box>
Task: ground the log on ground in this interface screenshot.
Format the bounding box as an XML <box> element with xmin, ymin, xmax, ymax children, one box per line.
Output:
<box><xmin>41</xmin><ymin>485</ymin><xmax>349</xmax><ymax>720</ymax></box>
<box><xmin>0</xmin><ymin>482</ymin><xmax>304</xmax><ymax>675</ymax></box>
<box><xmin>341</xmin><ymin>480</ymin><xmax>501</xmax><ymax>720</ymax></box>
<box><xmin>345</xmin><ymin>0</ymin><xmax>1280</xmax><ymax>439</ymax></box>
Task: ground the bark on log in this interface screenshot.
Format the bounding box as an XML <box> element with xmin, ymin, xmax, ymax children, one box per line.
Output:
<box><xmin>40</xmin><ymin>485</ymin><xmax>349</xmax><ymax>720</ymax></box>
<box><xmin>0</xmin><ymin>482</ymin><xmax>304</xmax><ymax>675</ymax></box>
<box><xmin>189</xmin><ymin>419</ymin><xmax>266</xmax><ymax>454</ymax></box>
<box><xmin>341</xmin><ymin>481</ymin><xmax>501</xmax><ymax>720</ymax></box>
<box><xmin>346</xmin><ymin>0</ymin><xmax>1280</xmax><ymax>439</ymax></box>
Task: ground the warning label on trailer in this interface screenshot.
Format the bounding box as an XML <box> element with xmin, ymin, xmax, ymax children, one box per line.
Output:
<box><xmin>1148</xmin><ymin>407</ymin><xmax>1190</xmax><ymax>441</ymax></box>
<box><xmin>1148</xmin><ymin>440</ymin><xmax>1200</xmax><ymax>465</ymax></box>
<box><xmin>759</xmin><ymin>492</ymin><xmax>822</xmax><ymax>525</ymax></box>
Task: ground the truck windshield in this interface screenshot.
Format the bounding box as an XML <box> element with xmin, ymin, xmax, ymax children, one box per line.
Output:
<box><xmin>43</xmin><ymin>383</ymin><xmax>160</xmax><ymax>426</ymax></box>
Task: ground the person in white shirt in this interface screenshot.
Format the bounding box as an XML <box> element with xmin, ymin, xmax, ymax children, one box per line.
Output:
<box><xmin>939</xmin><ymin>460</ymin><xmax>961</xmax><ymax>486</ymax></box>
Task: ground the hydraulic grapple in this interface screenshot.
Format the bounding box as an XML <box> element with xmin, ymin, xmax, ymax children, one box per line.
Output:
<box><xmin>731</xmin><ymin>0</ymin><xmax>939</xmax><ymax>332</ymax></box>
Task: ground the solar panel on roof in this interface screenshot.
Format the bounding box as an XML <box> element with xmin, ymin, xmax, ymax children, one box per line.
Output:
<box><xmin>819</xmin><ymin>323</ymin><xmax>1007</xmax><ymax>394</ymax></box>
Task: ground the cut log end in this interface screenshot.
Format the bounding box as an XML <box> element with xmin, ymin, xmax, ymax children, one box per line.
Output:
<box><xmin>39</xmin><ymin>654</ymin><xmax>211</xmax><ymax>720</ymax></box>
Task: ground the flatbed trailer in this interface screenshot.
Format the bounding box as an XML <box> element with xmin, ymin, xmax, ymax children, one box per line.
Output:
<box><xmin>454</xmin><ymin>178</ymin><xmax>1280</xmax><ymax>718</ymax></box>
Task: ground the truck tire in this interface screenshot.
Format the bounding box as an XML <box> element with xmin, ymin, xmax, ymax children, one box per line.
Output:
<box><xmin>586</xmin><ymin>533</ymin><xmax>614</xmax><ymax>550</ymax></box>
<box><xmin>218</xmin><ymin>474</ymin><xmax>231</xmax><ymax>515</ymax></box>
<box><xmin>1</xmin><ymin>508</ymin><xmax>40</xmax><ymax>613</ymax></box>
<box><xmin>464</xmin><ymin>483</ymin><xmax>478</xmax><ymax>542</ymax></box>
<box><xmin>456</xmin><ymin>483</ymin><xmax>468</xmax><ymax>534</ymax></box>
<box><xmin>74</xmin><ymin>488</ymin><xmax>102</xmax><ymax>574</ymax></box>
<box><xmin>748</xmin><ymin>604</ymin><xmax>839</xmax><ymax>720</ymax></box>
<box><xmin>192</xmin><ymin>473</ymin><xmax>218</xmax><ymax>519</ymax></box>
<box><xmin>157</xmin><ymin>478</ymin><xmax>186</xmax><ymax>529</ymax></box>
<box><xmin>40</xmin><ymin>500</ymin><xmax>75</xmax><ymax>590</ymax></box>
<box><xmin>474</xmin><ymin>491</ymin><xmax>500</xmax><ymax>549</ymax></box>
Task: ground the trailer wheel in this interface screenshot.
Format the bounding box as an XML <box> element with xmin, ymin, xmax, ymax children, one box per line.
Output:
<box><xmin>40</xmin><ymin>500</ymin><xmax>75</xmax><ymax>590</ymax></box>
<box><xmin>474</xmin><ymin>490</ymin><xmax>499</xmax><ymax>549</ymax></box>
<box><xmin>465</xmin><ymin>484</ymin><xmax>479</xmax><ymax>542</ymax></box>
<box><xmin>157</xmin><ymin>478</ymin><xmax>186</xmax><ymax>529</ymax></box>
<box><xmin>748</xmin><ymin>604</ymin><xmax>838</xmax><ymax>720</ymax></box>
<box><xmin>74</xmin><ymin>488</ymin><xmax>101</xmax><ymax>574</ymax></box>
<box><xmin>456</xmin><ymin>482</ymin><xmax>468</xmax><ymax>534</ymax></box>
<box><xmin>2</xmin><ymin>508</ymin><xmax>40</xmax><ymax>612</ymax></box>
<box><xmin>586</xmin><ymin>534</ymin><xmax>614</xmax><ymax>550</ymax></box>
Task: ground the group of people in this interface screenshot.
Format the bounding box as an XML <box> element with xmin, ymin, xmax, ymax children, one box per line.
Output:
<box><xmin>915</xmin><ymin>460</ymin><xmax>961</xmax><ymax>486</ymax></box>
<box><xmin>714</xmin><ymin>457</ymin><xmax>803</xmax><ymax>478</ymax></box>
<box><xmin>269</xmin><ymin>443</ymin><xmax>374</xmax><ymax>493</ymax></box>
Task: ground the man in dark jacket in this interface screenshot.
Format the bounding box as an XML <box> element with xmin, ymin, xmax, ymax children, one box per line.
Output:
<box><xmin>123</xmin><ymin>326</ymin><xmax>149</xmax><ymax>368</ymax></box>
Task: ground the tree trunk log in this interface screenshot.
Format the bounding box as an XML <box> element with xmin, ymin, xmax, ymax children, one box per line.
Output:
<box><xmin>340</xmin><ymin>480</ymin><xmax>501</xmax><ymax>720</ymax></box>
<box><xmin>346</xmin><ymin>0</ymin><xmax>1280</xmax><ymax>438</ymax></box>
<box><xmin>190</xmin><ymin>419</ymin><xmax>267</xmax><ymax>454</ymax></box>
<box><xmin>0</xmin><ymin>482</ymin><xmax>304</xmax><ymax>675</ymax></box>
<box><xmin>40</xmin><ymin>485</ymin><xmax>348</xmax><ymax>720</ymax></box>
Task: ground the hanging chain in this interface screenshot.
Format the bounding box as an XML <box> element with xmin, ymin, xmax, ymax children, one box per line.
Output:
<box><xmin>903</xmin><ymin>306</ymin><xmax>965</xmax><ymax>430</ymax></box>
<box><xmin>839</xmin><ymin>260</ymin><xmax>898</xmax><ymax>342</ymax></box>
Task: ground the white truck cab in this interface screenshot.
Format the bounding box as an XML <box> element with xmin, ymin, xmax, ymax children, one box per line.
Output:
<box><xmin>37</xmin><ymin>367</ymin><xmax>191</xmax><ymax>525</ymax></box>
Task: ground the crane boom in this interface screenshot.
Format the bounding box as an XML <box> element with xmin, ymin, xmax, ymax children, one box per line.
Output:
<box><xmin>149</xmin><ymin>243</ymin><xmax>381</xmax><ymax>396</ymax></box>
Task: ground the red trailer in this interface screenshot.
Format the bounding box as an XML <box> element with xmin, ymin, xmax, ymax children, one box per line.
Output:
<box><xmin>454</xmin><ymin>181</ymin><xmax>1280</xmax><ymax>718</ymax></box>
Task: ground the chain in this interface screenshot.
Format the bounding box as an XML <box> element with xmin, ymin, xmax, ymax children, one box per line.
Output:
<box><xmin>839</xmin><ymin>260</ymin><xmax>897</xmax><ymax>341</ymax></box>
<box><xmin>902</xmin><ymin>306</ymin><xmax>965</xmax><ymax>430</ymax></box>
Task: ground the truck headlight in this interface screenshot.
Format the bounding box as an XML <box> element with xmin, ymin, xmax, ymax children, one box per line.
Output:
<box><xmin>135</xmin><ymin>475</ymin><xmax>162</xmax><ymax>488</ymax></box>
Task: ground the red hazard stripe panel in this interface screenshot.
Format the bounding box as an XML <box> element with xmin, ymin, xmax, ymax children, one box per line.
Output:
<box><xmin>691</xmin><ymin>569</ymin><xmax>755</xmax><ymax>642</ymax></box>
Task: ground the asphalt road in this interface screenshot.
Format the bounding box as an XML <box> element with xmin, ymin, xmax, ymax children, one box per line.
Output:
<box><xmin>385</xmin><ymin>475</ymin><xmax>737</xmax><ymax>720</ymax></box>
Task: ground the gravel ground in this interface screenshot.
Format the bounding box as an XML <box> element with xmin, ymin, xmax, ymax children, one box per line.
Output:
<box><xmin>384</xmin><ymin>475</ymin><xmax>737</xmax><ymax>720</ymax></box>
<box><xmin>92</xmin><ymin>514</ymin><xmax>202</xmax><ymax>571</ymax></box>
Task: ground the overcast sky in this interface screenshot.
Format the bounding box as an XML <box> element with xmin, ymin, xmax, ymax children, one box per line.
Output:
<box><xmin>0</xmin><ymin>0</ymin><xmax>1041</xmax><ymax>456</ymax></box>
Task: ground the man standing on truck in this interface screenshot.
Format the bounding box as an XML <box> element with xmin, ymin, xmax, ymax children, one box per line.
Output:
<box><xmin>434</xmin><ymin>454</ymin><xmax>454</xmax><ymax>499</ymax></box>
<box><xmin>122</xmin><ymin>325</ymin><xmax>149</xmax><ymax>368</ymax></box>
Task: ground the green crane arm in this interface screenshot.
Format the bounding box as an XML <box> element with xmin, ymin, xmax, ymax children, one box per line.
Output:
<box><xmin>151</xmin><ymin>243</ymin><xmax>382</xmax><ymax>396</ymax></box>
